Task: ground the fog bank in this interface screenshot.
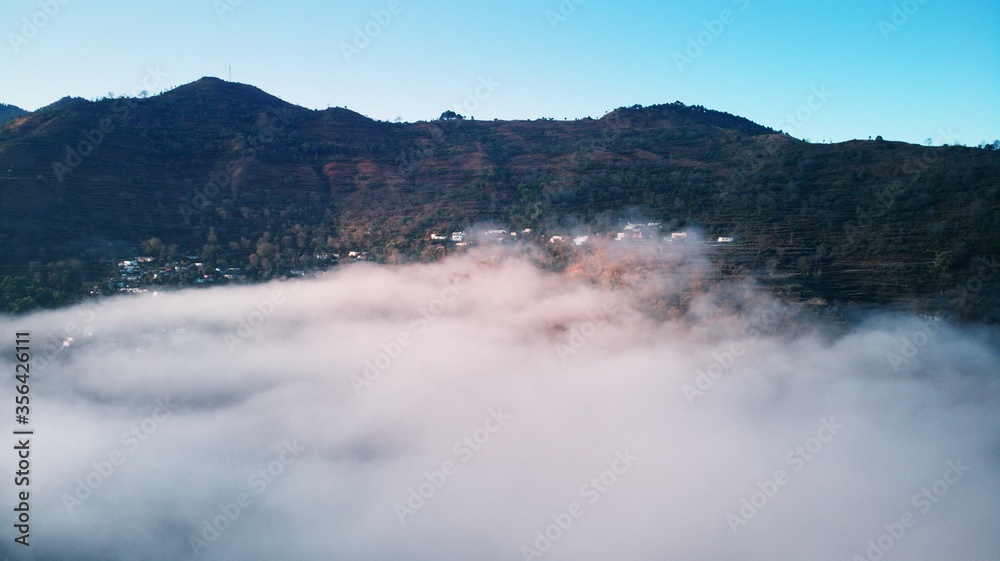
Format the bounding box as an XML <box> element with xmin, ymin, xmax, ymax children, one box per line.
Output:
<box><xmin>2</xmin><ymin>244</ymin><xmax>998</xmax><ymax>561</ymax></box>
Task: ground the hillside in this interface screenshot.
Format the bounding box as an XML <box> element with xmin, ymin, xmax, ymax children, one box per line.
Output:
<box><xmin>1</xmin><ymin>77</ymin><xmax>998</xmax><ymax>318</ymax></box>
<box><xmin>0</xmin><ymin>102</ymin><xmax>27</xmax><ymax>125</ymax></box>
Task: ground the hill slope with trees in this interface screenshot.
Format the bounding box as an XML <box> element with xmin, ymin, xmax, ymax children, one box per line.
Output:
<box><xmin>1</xmin><ymin>77</ymin><xmax>998</xmax><ymax>318</ymax></box>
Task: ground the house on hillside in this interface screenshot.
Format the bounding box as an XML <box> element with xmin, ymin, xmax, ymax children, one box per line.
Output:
<box><xmin>483</xmin><ymin>229</ymin><xmax>509</xmax><ymax>243</ymax></box>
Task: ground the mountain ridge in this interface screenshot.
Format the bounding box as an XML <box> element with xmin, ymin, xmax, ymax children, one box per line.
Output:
<box><xmin>0</xmin><ymin>78</ymin><xmax>998</xmax><ymax>317</ymax></box>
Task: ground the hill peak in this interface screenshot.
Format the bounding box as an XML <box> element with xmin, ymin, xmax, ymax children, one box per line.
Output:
<box><xmin>159</xmin><ymin>77</ymin><xmax>299</xmax><ymax>111</ymax></box>
<box><xmin>603</xmin><ymin>101</ymin><xmax>779</xmax><ymax>136</ymax></box>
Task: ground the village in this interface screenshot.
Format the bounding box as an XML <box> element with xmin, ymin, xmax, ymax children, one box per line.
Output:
<box><xmin>105</xmin><ymin>223</ymin><xmax>736</xmax><ymax>294</ymax></box>
<box><xmin>430</xmin><ymin>222</ymin><xmax>734</xmax><ymax>248</ymax></box>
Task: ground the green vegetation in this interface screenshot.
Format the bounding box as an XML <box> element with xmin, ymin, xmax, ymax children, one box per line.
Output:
<box><xmin>1</xmin><ymin>78</ymin><xmax>998</xmax><ymax>319</ymax></box>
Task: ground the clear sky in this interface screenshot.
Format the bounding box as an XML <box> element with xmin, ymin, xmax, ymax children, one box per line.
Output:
<box><xmin>2</xmin><ymin>0</ymin><xmax>998</xmax><ymax>145</ymax></box>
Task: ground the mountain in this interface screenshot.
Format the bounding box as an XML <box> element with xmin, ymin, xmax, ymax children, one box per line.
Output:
<box><xmin>0</xmin><ymin>102</ymin><xmax>27</xmax><ymax>125</ymax></box>
<box><xmin>1</xmin><ymin>77</ymin><xmax>998</xmax><ymax>317</ymax></box>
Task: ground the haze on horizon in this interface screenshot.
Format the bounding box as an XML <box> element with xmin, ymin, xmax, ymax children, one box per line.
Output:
<box><xmin>2</xmin><ymin>0</ymin><xmax>999</xmax><ymax>145</ymax></box>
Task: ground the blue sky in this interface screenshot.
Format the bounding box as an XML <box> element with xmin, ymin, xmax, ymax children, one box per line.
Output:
<box><xmin>2</xmin><ymin>0</ymin><xmax>998</xmax><ymax>145</ymax></box>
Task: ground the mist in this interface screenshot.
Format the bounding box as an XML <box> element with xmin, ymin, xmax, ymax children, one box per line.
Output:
<box><xmin>2</xmin><ymin>241</ymin><xmax>998</xmax><ymax>561</ymax></box>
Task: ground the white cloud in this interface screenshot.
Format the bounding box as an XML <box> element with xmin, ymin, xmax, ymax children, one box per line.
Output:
<box><xmin>3</xmin><ymin>242</ymin><xmax>998</xmax><ymax>560</ymax></box>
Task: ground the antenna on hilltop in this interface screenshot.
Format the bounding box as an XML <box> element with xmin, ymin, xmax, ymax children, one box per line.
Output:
<box><xmin>228</xmin><ymin>65</ymin><xmax>231</xmax><ymax>81</ymax></box>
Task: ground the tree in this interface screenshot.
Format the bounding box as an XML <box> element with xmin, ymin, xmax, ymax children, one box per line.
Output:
<box><xmin>439</xmin><ymin>110</ymin><xmax>464</xmax><ymax>121</ymax></box>
<box><xmin>932</xmin><ymin>251</ymin><xmax>953</xmax><ymax>273</ymax></box>
<box><xmin>142</xmin><ymin>237</ymin><xmax>164</xmax><ymax>258</ymax></box>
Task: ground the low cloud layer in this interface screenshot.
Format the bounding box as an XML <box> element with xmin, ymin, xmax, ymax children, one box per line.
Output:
<box><xmin>2</xmin><ymin>243</ymin><xmax>998</xmax><ymax>561</ymax></box>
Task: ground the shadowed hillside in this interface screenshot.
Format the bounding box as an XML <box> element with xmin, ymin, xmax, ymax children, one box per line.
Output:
<box><xmin>1</xmin><ymin>77</ymin><xmax>998</xmax><ymax>317</ymax></box>
<box><xmin>0</xmin><ymin>102</ymin><xmax>27</xmax><ymax>126</ymax></box>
